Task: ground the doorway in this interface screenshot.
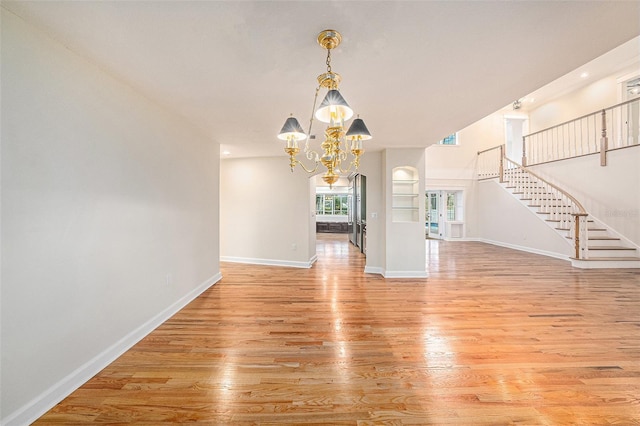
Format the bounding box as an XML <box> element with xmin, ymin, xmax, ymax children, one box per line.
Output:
<box><xmin>348</xmin><ymin>174</ymin><xmax>366</xmax><ymax>254</ymax></box>
<box><xmin>426</xmin><ymin>192</ymin><xmax>440</xmax><ymax>238</ymax></box>
<box><xmin>425</xmin><ymin>190</ymin><xmax>464</xmax><ymax>239</ymax></box>
<box><xmin>622</xmin><ymin>75</ymin><xmax>639</xmax><ymax>146</ymax></box>
<box><xmin>504</xmin><ymin>115</ymin><xmax>528</xmax><ymax>164</ymax></box>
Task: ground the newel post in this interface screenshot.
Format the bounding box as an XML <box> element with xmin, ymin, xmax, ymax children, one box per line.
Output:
<box><xmin>572</xmin><ymin>213</ymin><xmax>588</xmax><ymax>259</ymax></box>
<box><xmin>600</xmin><ymin>109</ymin><xmax>608</xmax><ymax>166</ymax></box>
<box><xmin>521</xmin><ymin>136</ymin><xmax>527</xmax><ymax>166</ymax></box>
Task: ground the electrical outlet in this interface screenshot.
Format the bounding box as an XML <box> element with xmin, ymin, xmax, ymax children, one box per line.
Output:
<box><xmin>166</xmin><ymin>273</ymin><xmax>171</xmax><ymax>288</ymax></box>
<box><xmin>291</xmin><ymin>243</ymin><xmax>297</xmax><ymax>251</ymax></box>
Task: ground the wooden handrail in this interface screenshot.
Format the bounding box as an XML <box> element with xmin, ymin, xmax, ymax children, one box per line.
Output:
<box><xmin>477</xmin><ymin>145</ymin><xmax>503</xmax><ymax>155</ymax></box>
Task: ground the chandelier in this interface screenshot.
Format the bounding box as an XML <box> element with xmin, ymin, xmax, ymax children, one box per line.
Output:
<box><xmin>277</xmin><ymin>29</ymin><xmax>372</xmax><ymax>187</ymax></box>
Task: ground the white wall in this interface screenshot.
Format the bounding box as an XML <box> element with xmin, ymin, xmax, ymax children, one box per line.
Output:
<box><xmin>531</xmin><ymin>148</ymin><xmax>640</xmax><ymax>246</ymax></box>
<box><xmin>477</xmin><ymin>181</ymin><xmax>572</xmax><ymax>258</ymax></box>
<box><xmin>525</xmin><ymin>65</ymin><xmax>640</xmax><ymax>246</ymax></box>
<box><xmin>384</xmin><ymin>149</ymin><xmax>426</xmax><ymax>277</ymax></box>
<box><xmin>220</xmin><ymin>152</ymin><xmax>385</xmax><ymax>273</ymax></box>
<box><xmin>528</xmin><ymin>65</ymin><xmax>638</xmax><ymax>132</ymax></box>
<box><xmin>426</xmin><ymin>111</ymin><xmax>507</xmax><ymax>239</ymax></box>
<box><xmin>1</xmin><ymin>10</ymin><xmax>220</xmax><ymax>424</ymax></box>
<box><xmin>220</xmin><ymin>157</ymin><xmax>314</xmax><ymax>267</ymax></box>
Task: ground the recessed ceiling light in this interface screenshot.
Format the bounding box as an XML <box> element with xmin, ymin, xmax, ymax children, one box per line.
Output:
<box><xmin>580</xmin><ymin>72</ymin><xmax>589</xmax><ymax>78</ymax></box>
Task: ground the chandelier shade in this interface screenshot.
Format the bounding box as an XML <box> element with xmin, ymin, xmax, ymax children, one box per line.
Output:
<box><xmin>346</xmin><ymin>117</ymin><xmax>372</xmax><ymax>141</ymax></box>
<box><xmin>315</xmin><ymin>90</ymin><xmax>354</xmax><ymax>124</ymax></box>
<box><xmin>277</xmin><ymin>116</ymin><xmax>306</xmax><ymax>141</ymax></box>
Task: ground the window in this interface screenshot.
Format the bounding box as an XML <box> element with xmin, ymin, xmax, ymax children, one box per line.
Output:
<box><xmin>438</xmin><ymin>133</ymin><xmax>457</xmax><ymax>145</ymax></box>
<box><xmin>316</xmin><ymin>194</ymin><xmax>349</xmax><ymax>215</ymax></box>
<box><xmin>446</xmin><ymin>193</ymin><xmax>456</xmax><ymax>220</ymax></box>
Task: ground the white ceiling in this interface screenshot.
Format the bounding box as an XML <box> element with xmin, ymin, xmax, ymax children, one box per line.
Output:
<box><xmin>3</xmin><ymin>1</ymin><xmax>640</xmax><ymax>158</ymax></box>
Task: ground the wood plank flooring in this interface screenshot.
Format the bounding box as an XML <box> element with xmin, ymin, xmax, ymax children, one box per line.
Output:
<box><xmin>35</xmin><ymin>235</ymin><xmax>640</xmax><ymax>424</ymax></box>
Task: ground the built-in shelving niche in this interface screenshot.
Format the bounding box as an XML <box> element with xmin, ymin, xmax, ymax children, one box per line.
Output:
<box><xmin>392</xmin><ymin>166</ymin><xmax>419</xmax><ymax>222</ymax></box>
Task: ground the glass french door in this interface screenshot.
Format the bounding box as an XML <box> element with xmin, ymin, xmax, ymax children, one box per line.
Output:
<box><xmin>426</xmin><ymin>192</ymin><xmax>441</xmax><ymax>238</ymax></box>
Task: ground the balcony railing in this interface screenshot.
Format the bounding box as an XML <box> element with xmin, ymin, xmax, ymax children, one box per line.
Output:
<box><xmin>523</xmin><ymin>97</ymin><xmax>640</xmax><ymax>166</ymax></box>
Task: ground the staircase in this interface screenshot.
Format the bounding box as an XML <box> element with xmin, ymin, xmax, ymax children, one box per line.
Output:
<box><xmin>501</xmin><ymin>159</ymin><xmax>640</xmax><ymax>269</ymax></box>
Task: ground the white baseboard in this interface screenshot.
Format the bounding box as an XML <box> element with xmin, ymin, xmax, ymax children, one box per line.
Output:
<box><xmin>441</xmin><ymin>237</ymin><xmax>477</xmax><ymax>242</ymax></box>
<box><xmin>221</xmin><ymin>255</ymin><xmax>316</xmax><ymax>269</ymax></box>
<box><xmin>383</xmin><ymin>270</ymin><xmax>428</xmax><ymax>279</ymax></box>
<box><xmin>2</xmin><ymin>272</ymin><xmax>222</xmax><ymax>426</ymax></box>
<box><xmin>478</xmin><ymin>238</ymin><xmax>570</xmax><ymax>262</ymax></box>
<box><xmin>364</xmin><ymin>265</ymin><xmax>428</xmax><ymax>278</ymax></box>
<box><xmin>363</xmin><ymin>265</ymin><xmax>383</xmax><ymax>275</ymax></box>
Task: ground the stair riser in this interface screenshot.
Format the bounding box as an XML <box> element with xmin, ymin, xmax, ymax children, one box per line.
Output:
<box><xmin>587</xmin><ymin>249</ymin><xmax>638</xmax><ymax>258</ymax></box>
<box><xmin>572</xmin><ymin>259</ymin><xmax>640</xmax><ymax>268</ymax></box>
<box><xmin>584</xmin><ymin>239</ymin><xmax>623</xmax><ymax>247</ymax></box>
<box><xmin>558</xmin><ymin>230</ymin><xmax>609</xmax><ymax>238</ymax></box>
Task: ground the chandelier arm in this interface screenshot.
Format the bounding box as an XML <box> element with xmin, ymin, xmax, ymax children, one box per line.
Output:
<box><xmin>295</xmin><ymin>158</ymin><xmax>320</xmax><ymax>174</ymax></box>
<box><xmin>305</xmin><ymin>149</ymin><xmax>320</xmax><ymax>162</ymax></box>
<box><xmin>337</xmin><ymin>152</ymin><xmax>362</xmax><ymax>174</ymax></box>
<box><xmin>338</xmin><ymin>160</ymin><xmax>356</xmax><ymax>174</ymax></box>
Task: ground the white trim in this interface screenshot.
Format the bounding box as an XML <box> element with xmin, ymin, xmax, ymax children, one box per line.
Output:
<box><xmin>444</xmin><ymin>238</ymin><xmax>639</xmax><ymax>269</ymax></box>
<box><xmin>364</xmin><ymin>266</ymin><xmax>428</xmax><ymax>279</ymax></box>
<box><xmin>221</xmin><ymin>255</ymin><xmax>317</xmax><ymax>269</ymax></box>
<box><xmin>364</xmin><ymin>265</ymin><xmax>384</xmax><ymax>275</ymax></box>
<box><xmin>442</xmin><ymin>237</ymin><xmax>475</xmax><ymax>242</ymax></box>
<box><xmin>571</xmin><ymin>258</ymin><xmax>640</xmax><ymax>269</ymax></box>
<box><xmin>2</xmin><ymin>272</ymin><xmax>222</xmax><ymax>426</ymax></box>
<box><xmin>477</xmin><ymin>238</ymin><xmax>570</xmax><ymax>262</ymax></box>
<box><xmin>383</xmin><ymin>270</ymin><xmax>428</xmax><ymax>279</ymax></box>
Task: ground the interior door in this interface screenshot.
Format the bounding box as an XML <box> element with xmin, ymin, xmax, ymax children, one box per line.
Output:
<box><xmin>624</xmin><ymin>76</ymin><xmax>640</xmax><ymax>146</ymax></box>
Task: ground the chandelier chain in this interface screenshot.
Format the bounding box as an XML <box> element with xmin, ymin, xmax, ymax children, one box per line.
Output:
<box><xmin>325</xmin><ymin>49</ymin><xmax>332</xmax><ymax>73</ymax></box>
<box><xmin>304</xmin><ymin>86</ymin><xmax>322</xmax><ymax>158</ymax></box>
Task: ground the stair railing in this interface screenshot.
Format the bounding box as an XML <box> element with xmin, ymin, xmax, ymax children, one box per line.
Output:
<box><xmin>523</xmin><ymin>96</ymin><xmax>640</xmax><ymax>167</ymax></box>
<box><xmin>477</xmin><ymin>145</ymin><xmax>589</xmax><ymax>259</ymax></box>
<box><xmin>477</xmin><ymin>145</ymin><xmax>504</xmax><ymax>181</ymax></box>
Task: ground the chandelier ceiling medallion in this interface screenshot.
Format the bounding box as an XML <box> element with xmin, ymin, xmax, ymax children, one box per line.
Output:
<box><xmin>277</xmin><ymin>29</ymin><xmax>372</xmax><ymax>187</ymax></box>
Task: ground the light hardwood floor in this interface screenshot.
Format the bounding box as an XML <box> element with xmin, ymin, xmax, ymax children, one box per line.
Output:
<box><xmin>36</xmin><ymin>235</ymin><xmax>640</xmax><ymax>424</ymax></box>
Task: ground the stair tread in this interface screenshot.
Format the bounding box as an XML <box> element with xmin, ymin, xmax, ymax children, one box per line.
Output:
<box><xmin>513</xmin><ymin>191</ymin><xmax>550</xmax><ymax>194</ymax></box>
<box><xmin>565</xmin><ymin>236</ymin><xmax>621</xmax><ymax>240</ymax></box>
<box><xmin>547</xmin><ymin>219</ymin><xmax>594</xmax><ymax>222</ymax></box>
<box><xmin>574</xmin><ymin>257</ymin><xmax>640</xmax><ymax>261</ymax></box>
<box><xmin>556</xmin><ymin>228</ymin><xmax>605</xmax><ymax>231</ymax></box>
<box><xmin>588</xmin><ymin>246</ymin><xmax>637</xmax><ymax>250</ymax></box>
